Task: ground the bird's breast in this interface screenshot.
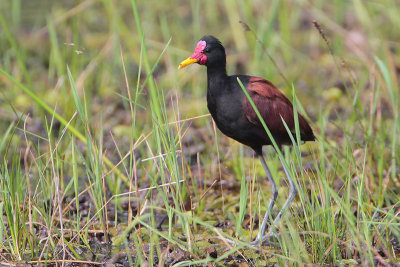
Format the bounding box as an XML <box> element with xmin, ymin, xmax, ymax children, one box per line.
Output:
<box><xmin>207</xmin><ymin>90</ymin><xmax>244</xmax><ymax>137</ymax></box>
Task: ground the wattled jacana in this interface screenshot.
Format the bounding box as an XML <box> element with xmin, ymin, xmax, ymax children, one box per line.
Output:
<box><xmin>179</xmin><ymin>35</ymin><xmax>314</xmax><ymax>244</ymax></box>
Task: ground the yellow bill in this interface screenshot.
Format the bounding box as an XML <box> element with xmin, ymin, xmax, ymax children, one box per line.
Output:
<box><xmin>178</xmin><ymin>57</ymin><xmax>198</xmax><ymax>69</ymax></box>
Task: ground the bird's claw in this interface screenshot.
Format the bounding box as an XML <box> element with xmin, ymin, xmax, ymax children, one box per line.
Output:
<box><xmin>214</xmin><ymin>236</ymin><xmax>237</xmax><ymax>246</ymax></box>
<box><xmin>250</xmin><ymin>228</ymin><xmax>280</xmax><ymax>247</ymax></box>
<box><xmin>214</xmin><ymin>227</ymin><xmax>281</xmax><ymax>248</ymax></box>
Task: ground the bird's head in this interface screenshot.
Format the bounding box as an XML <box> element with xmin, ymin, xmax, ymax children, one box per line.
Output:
<box><xmin>178</xmin><ymin>35</ymin><xmax>226</xmax><ymax>69</ymax></box>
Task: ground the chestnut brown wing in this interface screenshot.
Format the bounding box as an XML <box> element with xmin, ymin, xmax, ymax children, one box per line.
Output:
<box><xmin>243</xmin><ymin>77</ymin><xmax>314</xmax><ymax>142</ymax></box>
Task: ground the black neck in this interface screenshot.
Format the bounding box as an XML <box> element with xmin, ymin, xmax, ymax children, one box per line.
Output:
<box><xmin>206</xmin><ymin>63</ymin><xmax>228</xmax><ymax>86</ymax></box>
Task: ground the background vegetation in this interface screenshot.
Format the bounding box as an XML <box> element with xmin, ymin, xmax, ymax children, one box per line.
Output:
<box><xmin>0</xmin><ymin>0</ymin><xmax>399</xmax><ymax>265</ymax></box>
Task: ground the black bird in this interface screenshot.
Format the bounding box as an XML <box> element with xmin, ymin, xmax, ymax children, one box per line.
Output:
<box><xmin>179</xmin><ymin>35</ymin><xmax>314</xmax><ymax>244</ymax></box>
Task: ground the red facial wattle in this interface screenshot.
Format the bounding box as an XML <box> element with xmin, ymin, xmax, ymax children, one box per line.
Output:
<box><xmin>190</xmin><ymin>40</ymin><xmax>207</xmax><ymax>65</ymax></box>
<box><xmin>178</xmin><ymin>40</ymin><xmax>208</xmax><ymax>69</ymax></box>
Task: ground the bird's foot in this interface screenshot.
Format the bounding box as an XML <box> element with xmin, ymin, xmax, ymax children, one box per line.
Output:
<box><xmin>213</xmin><ymin>236</ymin><xmax>237</xmax><ymax>246</ymax></box>
<box><xmin>250</xmin><ymin>228</ymin><xmax>280</xmax><ymax>247</ymax></box>
<box><xmin>213</xmin><ymin>228</ymin><xmax>281</xmax><ymax>248</ymax></box>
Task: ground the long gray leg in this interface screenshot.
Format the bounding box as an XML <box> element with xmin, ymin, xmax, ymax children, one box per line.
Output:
<box><xmin>261</xmin><ymin>155</ymin><xmax>297</xmax><ymax>242</ymax></box>
<box><xmin>252</xmin><ymin>152</ymin><xmax>278</xmax><ymax>244</ymax></box>
<box><xmin>214</xmin><ymin>151</ymin><xmax>278</xmax><ymax>247</ymax></box>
